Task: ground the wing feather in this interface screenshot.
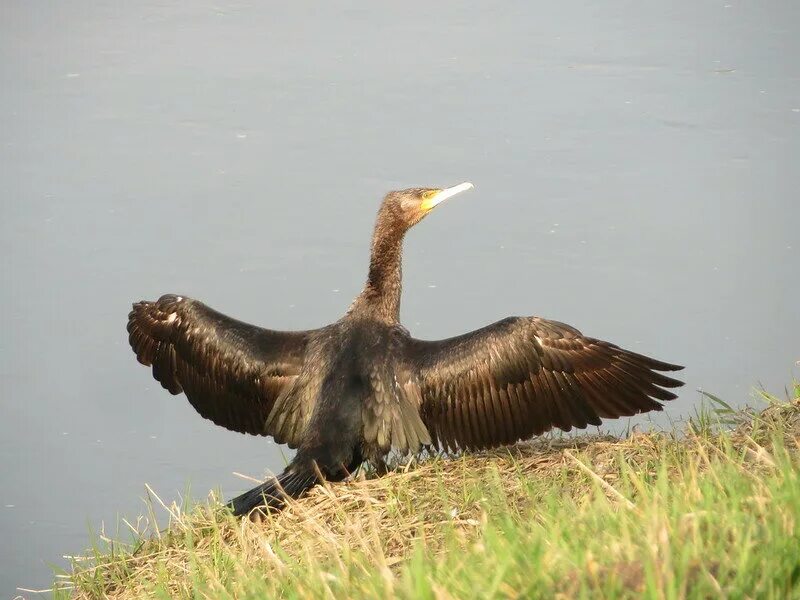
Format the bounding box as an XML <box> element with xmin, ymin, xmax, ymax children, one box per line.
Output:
<box><xmin>127</xmin><ymin>294</ymin><xmax>311</xmax><ymax>442</ymax></box>
<box><xmin>408</xmin><ymin>316</ymin><xmax>683</xmax><ymax>451</ymax></box>
<box><xmin>497</xmin><ymin>384</ymin><xmax>517</xmax><ymax>444</ymax></box>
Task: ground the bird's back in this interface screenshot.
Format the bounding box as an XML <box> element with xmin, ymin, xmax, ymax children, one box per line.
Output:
<box><xmin>295</xmin><ymin>319</ymin><xmax>427</xmax><ymax>466</ymax></box>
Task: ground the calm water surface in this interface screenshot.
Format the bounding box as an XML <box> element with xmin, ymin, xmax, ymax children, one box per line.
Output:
<box><xmin>2</xmin><ymin>1</ymin><xmax>798</xmax><ymax>595</ymax></box>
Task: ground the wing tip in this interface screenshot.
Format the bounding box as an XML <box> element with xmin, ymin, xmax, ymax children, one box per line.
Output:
<box><xmin>647</xmin><ymin>358</ymin><xmax>684</xmax><ymax>373</ymax></box>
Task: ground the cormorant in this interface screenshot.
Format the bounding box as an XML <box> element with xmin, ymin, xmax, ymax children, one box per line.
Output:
<box><xmin>127</xmin><ymin>183</ymin><xmax>683</xmax><ymax>516</ymax></box>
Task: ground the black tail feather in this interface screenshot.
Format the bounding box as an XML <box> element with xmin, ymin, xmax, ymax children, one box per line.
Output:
<box><xmin>228</xmin><ymin>468</ymin><xmax>317</xmax><ymax>516</ymax></box>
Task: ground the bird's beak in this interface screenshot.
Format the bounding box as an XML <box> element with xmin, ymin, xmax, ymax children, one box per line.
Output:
<box><xmin>421</xmin><ymin>182</ymin><xmax>474</xmax><ymax>211</ymax></box>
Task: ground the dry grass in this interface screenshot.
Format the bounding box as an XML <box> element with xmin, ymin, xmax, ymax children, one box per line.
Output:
<box><xmin>55</xmin><ymin>388</ymin><xmax>800</xmax><ymax>599</ymax></box>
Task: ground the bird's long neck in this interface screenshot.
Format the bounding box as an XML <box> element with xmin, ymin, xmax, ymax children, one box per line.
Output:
<box><xmin>354</xmin><ymin>221</ymin><xmax>405</xmax><ymax>323</ymax></box>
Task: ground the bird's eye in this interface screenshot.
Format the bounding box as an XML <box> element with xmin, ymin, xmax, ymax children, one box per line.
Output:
<box><xmin>421</xmin><ymin>190</ymin><xmax>436</xmax><ymax>201</ymax></box>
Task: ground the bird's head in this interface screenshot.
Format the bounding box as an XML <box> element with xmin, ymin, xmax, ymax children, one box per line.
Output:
<box><xmin>379</xmin><ymin>182</ymin><xmax>474</xmax><ymax>231</ymax></box>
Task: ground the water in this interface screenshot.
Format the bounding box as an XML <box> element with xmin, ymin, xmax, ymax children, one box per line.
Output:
<box><xmin>2</xmin><ymin>1</ymin><xmax>798</xmax><ymax>595</ymax></box>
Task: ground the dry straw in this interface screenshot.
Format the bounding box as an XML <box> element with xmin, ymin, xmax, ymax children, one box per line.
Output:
<box><xmin>59</xmin><ymin>396</ymin><xmax>799</xmax><ymax>599</ymax></box>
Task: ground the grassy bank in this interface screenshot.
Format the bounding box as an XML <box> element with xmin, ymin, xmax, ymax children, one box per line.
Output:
<box><xmin>55</xmin><ymin>386</ymin><xmax>799</xmax><ymax>599</ymax></box>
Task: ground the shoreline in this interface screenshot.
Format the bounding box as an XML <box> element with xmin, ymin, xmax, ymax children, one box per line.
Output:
<box><xmin>55</xmin><ymin>385</ymin><xmax>799</xmax><ymax>599</ymax></box>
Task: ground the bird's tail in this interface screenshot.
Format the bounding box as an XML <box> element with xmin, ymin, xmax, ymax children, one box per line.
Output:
<box><xmin>228</xmin><ymin>468</ymin><xmax>317</xmax><ymax>517</ymax></box>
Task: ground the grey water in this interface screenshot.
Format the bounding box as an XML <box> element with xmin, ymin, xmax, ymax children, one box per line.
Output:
<box><xmin>1</xmin><ymin>0</ymin><xmax>798</xmax><ymax>595</ymax></box>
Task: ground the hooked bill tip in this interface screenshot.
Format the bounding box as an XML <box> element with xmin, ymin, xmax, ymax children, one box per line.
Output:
<box><xmin>449</xmin><ymin>182</ymin><xmax>474</xmax><ymax>193</ymax></box>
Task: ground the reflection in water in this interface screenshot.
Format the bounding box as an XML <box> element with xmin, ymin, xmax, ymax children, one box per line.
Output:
<box><xmin>1</xmin><ymin>1</ymin><xmax>798</xmax><ymax>595</ymax></box>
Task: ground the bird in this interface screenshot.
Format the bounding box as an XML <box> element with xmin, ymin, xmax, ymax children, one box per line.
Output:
<box><xmin>127</xmin><ymin>182</ymin><xmax>683</xmax><ymax>516</ymax></box>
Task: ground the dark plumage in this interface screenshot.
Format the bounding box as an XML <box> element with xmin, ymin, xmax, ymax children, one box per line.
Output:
<box><xmin>127</xmin><ymin>183</ymin><xmax>683</xmax><ymax>516</ymax></box>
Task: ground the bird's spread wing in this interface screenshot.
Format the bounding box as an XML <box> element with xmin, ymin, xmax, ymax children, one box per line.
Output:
<box><xmin>407</xmin><ymin>317</ymin><xmax>683</xmax><ymax>452</ymax></box>
<box><xmin>127</xmin><ymin>294</ymin><xmax>311</xmax><ymax>442</ymax></box>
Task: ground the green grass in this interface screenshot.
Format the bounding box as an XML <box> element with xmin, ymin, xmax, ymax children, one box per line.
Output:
<box><xmin>55</xmin><ymin>384</ymin><xmax>800</xmax><ymax>599</ymax></box>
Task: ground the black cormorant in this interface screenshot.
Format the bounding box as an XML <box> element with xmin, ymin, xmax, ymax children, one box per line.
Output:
<box><xmin>127</xmin><ymin>183</ymin><xmax>683</xmax><ymax>516</ymax></box>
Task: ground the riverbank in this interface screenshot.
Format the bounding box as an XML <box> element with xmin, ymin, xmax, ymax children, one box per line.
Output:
<box><xmin>55</xmin><ymin>385</ymin><xmax>799</xmax><ymax>599</ymax></box>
